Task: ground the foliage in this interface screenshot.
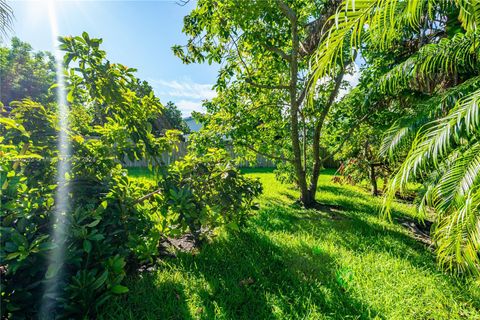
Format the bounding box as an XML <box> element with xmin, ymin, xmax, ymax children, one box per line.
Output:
<box><xmin>1</xmin><ymin>32</ymin><xmax>263</xmax><ymax>318</ymax></box>
<box><xmin>0</xmin><ymin>37</ymin><xmax>56</xmax><ymax>105</ymax></box>
<box><xmin>163</xmin><ymin>101</ymin><xmax>190</xmax><ymax>134</ymax></box>
<box><xmin>128</xmin><ymin>80</ymin><xmax>190</xmax><ymax>135</ymax></box>
<box><xmin>0</xmin><ymin>0</ymin><xmax>12</xmax><ymax>38</ymax></box>
<box><xmin>160</xmin><ymin>149</ymin><xmax>262</xmax><ymax>242</ymax></box>
<box><xmin>100</xmin><ymin>169</ymin><xmax>480</xmax><ymax>319</ymax></box>
<box><xmin>175</xmin><ymin>0</ymin><xmax>354</xmax><ymax>207</ymax></box>
<box><xmin>314</xmin><ymin>0</ymin><xmax>480</xmax><ymax>274</ymax></box>
<box><xmin>0</xmin><ymin>32</ymin><xmax>177</xmax><ymax>318</ymax></box>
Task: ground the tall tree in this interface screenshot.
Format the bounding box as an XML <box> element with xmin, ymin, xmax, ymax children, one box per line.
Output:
<box><xmin>174</xmin><ymin>0</ymin><xmax>354</xmax><ymax>207</ymax></box>
<box><xmin>163</xmin><ymin>101</ymin><xmax>190</xmax><ymax>134</ymax></box>
<box><xmin>0</xmin><ymin>37</ymin><xmax>56</xmax><ymax>105</ymax></box>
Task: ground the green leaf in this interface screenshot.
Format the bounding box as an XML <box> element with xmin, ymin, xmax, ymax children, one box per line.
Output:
<box><xmin>66</xmin><ymin>90</ymin><xmax>74</xmax><ymax>103</ymax></box>
<box><xmin>85</xmin><ymin>219</ymin><xmax>101</xmax><ymax>228</ymax></box>
<box><xmin>46</xmin><ymin>263</ymin><xmax>62</xmax><ymax>279</ymax></box>
<box><xmin>111</xmin><ymin>256</ymin><xmax>125</xmax><ymax>273</ymax></box>
<box><xmin>6</xmin><ymin>252</ymin><xmax>20</xmax><ymax>260</ymax></box>
<box><xmin>111</xmin><ymin>285</ymin><xmax>129</xmax><ymax>294</ymax></box>
<box><xmin>226</xmin><ymin>222</ymin><xmax>240</xmax><ymax>232</ymax></box>
<box><xmin>92</xmin><ymin>270</ymin><xmax>108</xmax><ymax>290</ymax></box>
<box><xmin>100</xmin><ymin>201</ymin><xmax>108</xmax><ymax>210</ymax></box>
<box><xmin>83</xmin><ymin>239</ymin><xmax>92</xmax><ymax>253</ymax></box>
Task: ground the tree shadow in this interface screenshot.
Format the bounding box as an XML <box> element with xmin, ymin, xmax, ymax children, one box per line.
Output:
<box><xmin>255</xmin><ymin>200</ymin><xmax>433</xmax><ymax>271</ymax></box>
<box><xmin>159</xmin><ymin>229</ymin><xmax>383</xmax><ymax>319</ymax></box>
<box><xmin>102</xmin><ymin>172</ymin><xmax>480</xmax><ymax>318</ymax></box>
<box><xmin>254</xmin><ymin>195</ymin><xmax>480</xmax><ymax>307</ymax></box>
<box><xmin>99</xmin><ymin>277</ymin><xmax>193</xmax><ymax>320</ymax></box>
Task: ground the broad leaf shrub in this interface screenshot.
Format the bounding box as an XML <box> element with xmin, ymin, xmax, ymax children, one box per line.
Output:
<box><xmin>0</xmin><ymin>107</ymin><xmax>262</xmax><ymax>318</ymax></box>
<box><xmin>0</xmin><ymin>33</ymin><xmax>263</xmax><ymax>319</ymax></box>
<box><xmin>0</xmin><ymin>100</ymin><xmax>165</xmax><ymax>318</ymax></box>
<box><xmin>160</xmin><ymin>149</ymin><xmax>263</xmax><ymax>243</ymax></box>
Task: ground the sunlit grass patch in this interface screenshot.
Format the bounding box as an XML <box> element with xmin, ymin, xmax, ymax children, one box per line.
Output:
<box><xmin>100</xmin><ymin>169</ymin><xmax>480</xmax><ymax>320</ymax></box>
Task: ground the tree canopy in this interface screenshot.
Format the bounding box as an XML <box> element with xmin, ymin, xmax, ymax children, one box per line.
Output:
<box><xmin>0</xmin><ymin>37</ymin><xmax>56</xmax><ymax>106</ymax></box>
<box><xmin>176</xmin><ymin>0</ymin><xmax>357</xmax><ymax>207</ymax></box>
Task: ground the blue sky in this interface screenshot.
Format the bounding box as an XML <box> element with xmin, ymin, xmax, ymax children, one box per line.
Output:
<box><xmin>6</xmin><ymin>0</ymin><xmax>218</xmax><ymax>116</ymax></box>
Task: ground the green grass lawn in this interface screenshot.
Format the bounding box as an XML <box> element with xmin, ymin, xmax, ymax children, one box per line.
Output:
<box><xmin>100</xmin><ymin>168</ymin><xmax>480</xmax><ymax>320</ymax></box>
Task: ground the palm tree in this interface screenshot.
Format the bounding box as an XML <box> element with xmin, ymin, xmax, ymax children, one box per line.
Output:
<box><xmin>0</xmin><ymin>0</ymin><xmax>13</xmax><ymax>39</ymax></box>
<box><xmin>311</xmin><ymin>0</ymin><xmax>480</xmax><ymax>274</ymax></box>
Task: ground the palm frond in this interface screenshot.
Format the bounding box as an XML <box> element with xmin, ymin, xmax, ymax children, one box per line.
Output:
<box><xmin>433</xmin><ymin>185</ymin><xmax>480</xmax><ymax>274</ymax></box>
<box><xmin>381</xmin><ymin>76</ymin><xmax>480</xmax><ymax>159</ymax></box>
<box><xmin>310</xmin><ymin>0</ymin><xmax>438</xmax><ymax>82</ymax></box>
<box><xmin>380</xmin><ymin>117</ymin><xmax>427</xmax><ymax>158</ymax></box>
<box><xmin>380</xmin><ymin>31</ymin><xmax>480</xmax><ymax>94</ymax></box>
<box><xmin>400</xmin><ymin>88</ymin><xmax>479</xmax><ymax>187</ymax></box>
<box><xmin>456</xmin><ymin>0</ymin><xmax>480</xmax><ymax>32</ymax></box>
<box><xmin>433</xmin><ymin>142</ymin><xmax>480</xmax><ymax>213</ymax></box>
<box><xmin>0</xmin><ymin>0</ymin><xmax>13</xmax><ymax>39</ymax></box>
<box><xmin>384</xmin><ymin>88</ymin><xmax>480</xmax><ymax>273</ymax></box>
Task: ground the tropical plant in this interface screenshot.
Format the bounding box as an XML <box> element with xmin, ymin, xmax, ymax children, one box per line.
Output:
<box><xmin>0</xmin><ymin>0</ymin><xmax>12</xmax><ymax>38</ymax></box>
<box><xmin>312</xmin><ymin>0</ymin><xmax>480</xmax><ymax>274</ymax></box>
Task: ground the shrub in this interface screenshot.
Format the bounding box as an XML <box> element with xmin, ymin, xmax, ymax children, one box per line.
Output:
<box><xmin>0</xmin><ymin>33</ymin><xmax>262</xmax><ymax>319</ymax></box>
<box><xmin>160</xmin><ymin>149</ymin><xmax>263</xmax><ymax>243</ymax></box>
<box><xmin>0</xmin><ymin>100</ymin><xmax>163</xmax><ymax>318</ymax></box>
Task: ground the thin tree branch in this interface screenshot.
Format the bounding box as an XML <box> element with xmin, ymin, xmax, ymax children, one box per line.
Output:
<box><xmin>245</xmin><ymin>78</ymin><xmax>290</xmax><ymax>90</ymax></box>
<box><xmin>237</xmin><ymin>141</ymin><xmax>293</xmax><ymax>163</ymax></box>
<box><xmin>321</xmin><ymin>113</ymin><xmax>369</xmax><ymax>162</ymax></box>
<box><xmin>261</xmin><ymin>43</ymin><xmax>292</xmax><ymax>62</ymax></box>
<box><xmin>278</xmin><ymin>0</ymin><xmax>297</xmax><ymax>22</ymax></box>
<box><xmin>135</xmin><ymin>189</ymin><xmax>162</xmax><ymax>205</ymax></box>
<box><xmin>229</xmin><ymin>34</ymin><xmax>289</xmax><ymax>90</ymax></box>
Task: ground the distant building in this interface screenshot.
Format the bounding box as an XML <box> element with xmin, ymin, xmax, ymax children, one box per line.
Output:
<box><xmin>184</xmin><ymin>116</ymin><xmax>202</xmax><ymax>133</ymax></box>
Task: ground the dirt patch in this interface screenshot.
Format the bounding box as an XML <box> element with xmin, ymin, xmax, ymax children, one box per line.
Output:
<box><xmin>395</xmin><ymin>217</ymin><xmax>433</xmax><ymax>247</ymax></box>
<box><xmin>160</xmin><ymin>233</ymin><xmax>198</xmax><ymax>253</ymax></box>
<box><xmin>158</xmin><ymin>228</ymin><xmax>213</xmax><ymax>258</ymax></box>
<box><xmin>138</xmin><ymin>233</ymin><xmax>202</xmax><ymax>273</ymax></box>
<box><xmin>298</xmin><ymin>202</ymin><xmax>349</xmax><ymax>221</ymax></box>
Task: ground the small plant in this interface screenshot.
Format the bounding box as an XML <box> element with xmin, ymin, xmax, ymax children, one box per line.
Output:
<box><xmin>146</xmin><ymin>149</ymin><xmax>263</xmax><ymax>245</ymax></box>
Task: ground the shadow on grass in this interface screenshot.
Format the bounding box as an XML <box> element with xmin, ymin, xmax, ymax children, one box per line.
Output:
<box><xmin>102</xmin><ymin>171</ymin><xmax>479</xmax><ymax>319</ymax></box>
<box><xmin>103</xmin><ymin>228</ymin><xmax>382</xmax><ymax>320</ymax></box>
<box><xmin>100</xmin><ymin>277</ymin><xmax>193</xmax><ymax>320</ymax></box>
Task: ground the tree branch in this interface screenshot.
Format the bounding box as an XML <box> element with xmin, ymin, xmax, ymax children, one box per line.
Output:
<box><xmin>237</xmin><ymin>141</ymin><xmax>293</xmax><ymax>163</ymax></box>
<box><xmin>135</xmin><ymin>189</ymin><xmax>162</xmax><ymax>205</ymax></box>
<box><xmin>229</xmin><ymin>34</ymin><xmax>289</xmax><ymax>90</ymax></box>
<box><xmin>261</xmin><ymin>43</ymin><xmax>291</xmax><ymax>62</ymax></box>
<box><xmin>321</xmin><ymin>113</ymin><xmax>369</xmax><ymax>162</ymax></box>
<box><xmin>296</xmin><ymin>83</ymin><xmax>308</xmax><ymax>106</ymax></box>
<box><xmin>278</xmin><ymin>0</ymin><xmax>297</xmax><ymax>22</ymax></box>
<box><xmin>245</xmin><ymin>78</ymin><xmax>290</xmax><ymax>90</ymax></box>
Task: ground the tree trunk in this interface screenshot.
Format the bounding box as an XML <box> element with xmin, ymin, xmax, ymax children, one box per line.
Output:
<box><xmin>279</xmin><ymin>1</ymin><xmax>345</xmax><ymax>208</ymax></box>
<box><xmin>283</xmin><ymin>3</ymin><xmax>310</xmax><ymax>207</ymax></box>
<box><xmin>307</xmin><ymin>72</ymin><xmax>345</xmax><ymax>207</ymax></box>
<box><xmin>370</xmin><ymin>163</ymin><xmax>378</xmax><ymax>196</ymax></box>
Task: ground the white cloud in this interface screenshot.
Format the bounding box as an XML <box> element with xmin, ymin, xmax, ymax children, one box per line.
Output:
<box><xmin>149</xmin><ymin>79</ymin><xmax>216</xmax><ymax>101</ymax></box>
<box><xmin>148</xmin><ymin>78</ymin><xmax>215</xmax><ymax>117</ymax></box>
<box><xmin>175</xmin><ymin>99</ymin><xmax>205</xmax><ymax>117</ymax></box>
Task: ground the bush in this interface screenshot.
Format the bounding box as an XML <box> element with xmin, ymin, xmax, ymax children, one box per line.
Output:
<box><xmin>159</xmin><ymin>149</ymin><xmax>263</xmax><ymax>243</ymax></box>
<box><xmin>0</xmin><ymin>33</ymin><xmax>262</xmax><ymax>319</ymax></box>
<box><xmin>0</xmin><ymin>100</ymin><xmax>163</xmax><ymax>318</ymax></box>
